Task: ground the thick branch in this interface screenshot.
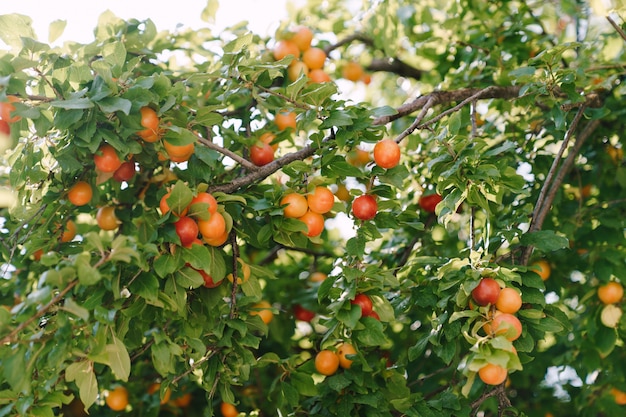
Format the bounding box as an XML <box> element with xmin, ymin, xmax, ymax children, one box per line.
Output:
<box><xmin>372</xmin><ymin>86</ymin><xmax>522</xmax><ymax>126</ymax></box>
<box><xmin>207</xmin><ymin>136</ymin><xmax>329</xmax><ymax>194</ymax></box>
<box><xmin>324</xmin><ymin>33</ymin><xmax>422</xmax><ymax>79</ymax></box>
<box><xmin>521</xmin><ymin>117</ymin><xmax>601</xmax><ymax>264</ymax></box>
<box><xmin>323</xmin><ymin>33</ymin><xmax>374</xmax><ymax>54</ymax></box>
<box><xmin>366</xmin><ymin>58</ymin><xmax>423</xmax><ymax>80</ymax></box>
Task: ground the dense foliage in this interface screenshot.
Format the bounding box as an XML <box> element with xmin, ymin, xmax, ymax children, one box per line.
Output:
<box><xmin>0</xmin><ymin>0</ymin><xmax>625</xmax><ymax>416</ymax></box>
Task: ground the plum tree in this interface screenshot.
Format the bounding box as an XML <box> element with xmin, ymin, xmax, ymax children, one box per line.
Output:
<box><xmin>0</xmin><ymin>1</ymin><xmax>626</xmax><ymax>417</ymax></box>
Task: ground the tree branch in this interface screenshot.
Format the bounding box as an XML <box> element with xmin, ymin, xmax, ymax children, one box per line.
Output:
<box><xmin>324</xmin><ymin>33</ymin><xmax>422</xmax><ymax>79</ymax></box>
<box><xmin>207</xmin><ymin>135</ymin><xmax>331</xmax><ymax>194</ymax></box>
<box><xmin>0</xmin><ymin>279</ymin><xmax>78</xmax><ymax>345</ymax></box>
<box><xmin>372</xmin><ymin>86</ymin><xmax>522</xmax><ymax>126</ymax></box>
<box><xmin>196</xmin><ymin>136</ymin><xmax>258</xmax><ymax>171</ymax></box>
<box><xmin>521</xmin><ymin>116</ymin><xmax>601</xmax><ymax>264</ymax></box>
<box><xmin>366</xmin><ymin>58</ymin><xmax>423</xmax><ymax>80</ymax></box>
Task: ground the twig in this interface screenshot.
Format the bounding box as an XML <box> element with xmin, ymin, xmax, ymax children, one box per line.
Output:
<box><xmin>394</xmin><ymin>96</ymin><xmax>436</xmax><ymax>143</ymax></box>
<box><xmin>0</xmin><ymin>280</ymin><xmax>78</xmax><ymax>344</ymax></box>
<box><xmin>171</xmin><ymin>348</ymin><xmax>219</xmax><ymax>385</ymax></box>
<box><xmin>528</xmin><ymin>105</ymin><xmax>587</xmax><ymax>233</ymax></box>
<box><xmin>196</xmin><ymin>136</ymin><xmax>258</xmax><ymax>171</ymax></box>
<box><xmin>521</xmin><ymin>115</ymin><xmax>600</xmax><ymax>264</ymax></box>
<box><xmin>229</xmin><ymin>229</ymin><xmax>240</xmax><ymax>320</ymax></box>
<box><xmin>373</xmin><ymin>86</ymin><xmax>522</xmax><ymax>126</ymax></box>
<box><xmin>607</xmin><ymin>15</ymin><xmax>626</xmax><ymax>43</ymax></box>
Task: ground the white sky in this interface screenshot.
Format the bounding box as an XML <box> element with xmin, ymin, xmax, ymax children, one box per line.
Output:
<box><xmin>2</xmin><ymin>0</ymin><xmax>300</xmax><ymax>45</ymax></box>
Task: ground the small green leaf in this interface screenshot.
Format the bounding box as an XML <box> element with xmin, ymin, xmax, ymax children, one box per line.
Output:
<box><xmin>106</xmin><ymin>335</ymin><xmax>131</xmax><ymax>382</ymax></box>
<box><xmin>48</xmin><ymin>20</ymin><xmax>66</xmax><ymax>43</ymax></box>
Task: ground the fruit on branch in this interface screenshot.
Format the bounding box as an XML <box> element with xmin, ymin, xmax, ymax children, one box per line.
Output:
<box><xmin>342</xmin><ymin>61</ymin><xmax>365</xmax><ymax>82</ymax></box>
<box><xmin>487</xmin><ymin>312</ymin><xmax>522</xmax><ymax>341</ymax></box>
<box><xmin>112</xmin><ymin>160</ymin><xmax>136</xmax><ymax>182</ymax></box>
<box><xmin>611</xmin><ymin>387</ymin><xmax>626</xmax><ymax>405</ymax></box>
<box><xmin>531</xmin><ymin>259</ymin><xmax>551</xmax><ymax>281</ymax></box>
<box><xmin>597</xmin><ymin>281</ymin><xmax>623</xmax><ymax>305</ymax></box>
<box><xmin>302</xmin><ymin>47</ymin><xmax>326</xmax><ymax>70</ymax></box>
<box><xmin>291</xmin><ymin>26</ymin><xmax>313</xmax><ymax>52</ymax></box>
<box><xmin>250</xmin><ymin>300</ymin><xmax>273</xmax><ymax>324</ymax></box>
<box><xmin>471</xmin><ymin>278</ymin><xmax>501</xmax><ymax>306</ymax></box>
<box><xmin>220</xmin><ymin>402</ymin><xmax>238</xmax><ymax>417</ymax></box>
<box><xmin>198</xmin><ymin>212</ymin><xmax>227</xmax><ymax>241</ymax></box>
<box><xmin>606</xmin><ymin>145</ymin><xmax>624</xmax><ymax>165</ymax></box>
<box><xmin>315</xmin><ymin>350</ymin><xmax>340</xmax><ymax>376</ymax></box>
<box><xmin>0</xmin><ymin>119</ymin><xmax>10</xmax><ymax>138</ymax></box>
<box><xmin>250</xmin><ymin>141</ymin><xmax>275</xmax><ymax>166</ymax></box>
<box><xmin>226</xmin><ymin>258</ymin><xmax>251</xmax><ymax>285</ymax></box>
<box><xmin>67</xmin><ymin>181</ymin><xmax>93</xmax><ymax>207</ymax></box>
<box><xmin>298</xmin><ymin>210</ymin><xmax>325</xmax><ymax>237</ymax></box>
<box><xmin>281</xmin><ymin>192</ymin><xmax>308</xmax><ymax>218</ymax></box>
<box><xmin>307</xmin><ymin>186</ymin><xmax>335</xmax><ymax>214</ymax></box>
<box><xmin>190</xmin><ymin>192</ymin><xmax>219</xmax><ymax>215</ymax></box>
<box><xmin>352</xmin><ymin>194</ymin><xmax>378</xmax><ymax>220</ymax></box>
<box><xmin>105</xmin><ymin>386</ymin><xmax>129</xmax><ymax>411</ymax></box>
<box><xmin>148</xmin><ymin>382</ymin><xmax>171</xmax><ymax>405</ymax></box>
<box><xmin>495</xmin><ymin>287</ymin><xmax>522</xmax><ymax>314</ymax></box>
<box><xmin>337</xmin><ymin>342</ymin><xmax>357</xmax><ymax>369</ymax></box>
<box><xmin>309</xmin><ymin>271</ymin><xmax>327</xmax><ymax>282</ymax></box>
<box><xmin>96</xmin><ymin>206</ymin><xmax>120</xmax><ymax>231</ymax></box>
<box><xmin>0</xmin><ymin>96</ymin><xmax>21</xmax><ymax>123</ymax></box>
<box><xmin>273</xmin><ymin>39</ymin><xmax>300</xmax><ymax>61</ymax></box>
<box><xmin>175</xmin><ymin>216</ymin><xmax>199</xmax><ymax>247</ymax></box>
<box><xmin>93</xmin><ymin>143</ymin><xmax>122</xmax><ymax>173</ymax></box>
<box><xmin>308</xmin><ymin>69</ymin><xmax>331</xmax><ymax>83</ymax></box>
<box><xmin>274</xmin><ymin>110</ymin><xmax>297</xmax><ymax>131</ymax></box>
<box><xmin>418</xmin><ymin>193</ymin><xmax>443</xmax><ymax>213</ymax></box>
<box><xmin>137</xmin><ymin>106</ymin><xmax>161</xmax><ymax>143</ymax></box>
<box><xmin>204</xmin><ymin>229</ymin><xmax>229</xmax><ymax>247</ymax></box>
<box><xmin>287</xmin><ymin>61</ymin><xmax>308</xmax><ymax>81</ymax></box>
<box><xmin>351</xmin><ymin>293</ymin><xmax>373</xmax><ymax>317</ymax></box>
<box><xmin>478</xmin><ymin>363</ymin><xmax>508</xmax><ymax>385</ymax></box>
<box><xmin>373</xmin><ymin>139</ymin><xmax>401</xmax><ymax>169</ymax></box>
<box><xmin>293</xmin><ymin>304</ymin><xmax>315</xmax><ymax>322</ymax></box>
<box><xmin>60</xmin><ymin>220</ymin><xmax>77</xmax><ymax>243</ymax></box>
<box><xmin>164</xmin><ymin>140</ymin><xmax>195</xmax><ymax>163</ymax></box>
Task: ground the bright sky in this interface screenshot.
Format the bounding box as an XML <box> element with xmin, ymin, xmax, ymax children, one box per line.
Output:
<box><xmin>2</xmin><ymin>0</ymin><xmax>300</xmax><ymax>45</ymax></box>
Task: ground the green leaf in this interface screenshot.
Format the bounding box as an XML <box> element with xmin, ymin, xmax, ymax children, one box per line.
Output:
<box><xmin>355</xmin><ymin>317</ymin><xmax>389</xmax><ymax>346</ymax></box>
<box><xmin>195</xmin><ymin>107</ymin><xmax>224</xmax><ymax>126</ymax></box>
<box><xmin>154</xmin><ymin>253</ymin><xmax>182</xmax><ymax>278</ymax></box>
<box><xmin>48</xmin><ymin>20</ymin><xmax>66</xmax><ymax>43</ymax></box>
<box><xmin>319</xmin><ymin>110</ymin><xmax>354</xmax><ymax>129</ymax></box>
<box><xmin>49</xmin><ymin>97</ymin><xmax>94</xmax><ymax>110</ymax></box>
<box><xmin>97</xmin><ymin>97</ymin><xmax>132</xmax><ymax>115</ymax></box>
<box><xmin>75</xmin><ymin>253</ymin><xmax>102</xmax><ymax>286</ymax></box>
<box><xmin>166</xmin><ymin>181</ymin><xmax>194</xmax><ymax>216</ymax></box>
<box><xmin>519</xmin><ymin>230</ymin><xmax>568</xmax><ymax>252</ymax></box>
<box><xmin>201</xmin><ymin>0</ymin><xmax>220</xmax><ymax>23</ymax></box>
<box><xmin>2</xmin><ymin>346</ymin><xmax>29</xmax><ymax>393</ymax></box>
<box><xmin>175</xmin><ymin>266</ymin><xmax>205</xmax><ymax>289</ymax></box>
<box><xmin>290</xmin><ymin>372</ymin><xmax>318</xmax><ymax>396</ymax></box>
<box><xmin>130</xmin><ymin>273</ymin><xmax>161</xmax><ymax>305</ymax></box>
<box><xmin>0</xmin><ymin>14</ymin><xmax>36</xmax><ymax>48</ymax></box>
<box><xmin>62</xmin><ymin>298</ymin><xmax>89</xmax><ymax>321</ymax></box>
<box><xmin>65</xmin><ymin>361</ymin><xmax>98</xmax><ymax>410</ymax></box>
<box><xmin>106</xmin><ymin>335</ymin><xmax>131</xmax><ymax>382</ymax></box>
